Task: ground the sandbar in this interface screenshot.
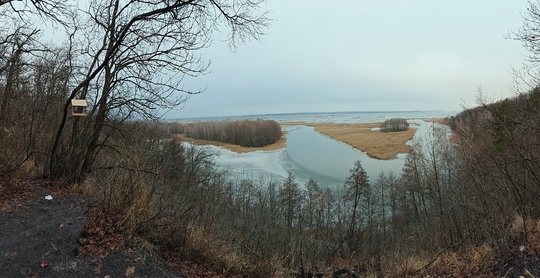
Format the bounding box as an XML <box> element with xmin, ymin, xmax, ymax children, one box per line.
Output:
<box><xmin>284</xmin><ymin>122</ymin><xmax>416</xmax><ymax>160</ymax></box>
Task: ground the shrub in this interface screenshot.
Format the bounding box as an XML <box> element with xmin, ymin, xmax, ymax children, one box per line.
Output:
<box><xmin>380</xmin><ymin>118</ymin><xmax>409</xmax><ymax>132</ymax></box>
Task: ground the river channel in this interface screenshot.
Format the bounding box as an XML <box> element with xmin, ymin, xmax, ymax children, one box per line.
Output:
<box><xmin>208</xmin><ymin>121</ymin><xmax>445</xmax><ymax>188</ymax></box>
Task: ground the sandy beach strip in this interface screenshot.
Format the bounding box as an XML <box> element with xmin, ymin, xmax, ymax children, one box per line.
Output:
<box><xmin>175</xmin><ymin>121</ymin><xmax>416</xmax><ymax>159</ymax></box>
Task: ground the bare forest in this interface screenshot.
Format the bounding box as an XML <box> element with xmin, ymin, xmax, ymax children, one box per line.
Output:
<box><xmin>2</xmin><ymin>0</ymin><xmax>540</xmax><ymax>277</ymax></box>
<box><xmin>171</xmin><ymin>119</ymin><xmax>282</xmax><ymax>147</ymax></box>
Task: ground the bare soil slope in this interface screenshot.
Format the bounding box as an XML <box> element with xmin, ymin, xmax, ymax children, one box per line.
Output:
<box><xmin>0</xmin><ymin>179</ymin><xmax>180</xmax><ymax>278</ymax></box>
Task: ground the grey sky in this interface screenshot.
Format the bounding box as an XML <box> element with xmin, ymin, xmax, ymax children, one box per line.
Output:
<box><xmin>173</xmin><ymin>1</ymin><xmax>529</xmax><ymax>119</ymax></box>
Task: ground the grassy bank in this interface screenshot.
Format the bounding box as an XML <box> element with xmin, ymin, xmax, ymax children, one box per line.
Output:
<box><xmin>284</xmin><ymin>122</ymin><xmax>416</xmax><ymax>159</ymax></box>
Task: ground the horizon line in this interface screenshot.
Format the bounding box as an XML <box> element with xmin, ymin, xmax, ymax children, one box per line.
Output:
<box><xmin>167</xmin><ymin>109</ymin><xmax>458</xmax><ymax>121</ymax></box>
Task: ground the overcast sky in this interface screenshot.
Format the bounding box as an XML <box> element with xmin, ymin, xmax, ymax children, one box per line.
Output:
<box><xmin>172</xmin><ymin>1</ymin><xmax>529</xmax><ymax>119</ymax></box>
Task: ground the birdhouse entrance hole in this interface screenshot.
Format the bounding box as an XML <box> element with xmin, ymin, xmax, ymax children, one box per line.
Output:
<box><xmin>71</xmin><ymin>99</ymin><xmax>88</xmax><ymax>117</ymax></box>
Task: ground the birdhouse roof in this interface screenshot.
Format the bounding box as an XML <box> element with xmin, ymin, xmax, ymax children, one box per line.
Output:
<box><xmin>71</xmin><ymin>99</ymin><xmax>87</xmax><ymax>107</ymax></box>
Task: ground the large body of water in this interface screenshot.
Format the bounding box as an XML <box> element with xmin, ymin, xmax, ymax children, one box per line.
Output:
<box><xmin>181</xmin><ymin>111</ymin><xmax>456</xmax><ymax>188</ymax></box>
<box><xmin>178</xmin><ymin>110</ymin><xmax>453</xmax><ymax>124</ymax></box>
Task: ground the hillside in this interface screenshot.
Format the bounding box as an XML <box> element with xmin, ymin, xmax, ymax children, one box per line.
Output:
<box><xmin>0</xmin><ymin>179</ymin><xmax>227</xmax><ymax>278</ymax></box>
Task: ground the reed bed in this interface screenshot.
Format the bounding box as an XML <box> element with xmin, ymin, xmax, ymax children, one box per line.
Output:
<box><xmin>303</xmin><ymin>122</ymin><xmax>416</xmax><ymax>160</ymax></box>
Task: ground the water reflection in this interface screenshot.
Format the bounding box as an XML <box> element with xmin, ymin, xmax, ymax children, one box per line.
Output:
<box><xmin>285</xmin><ymin>126</ymin><xmax>405</xmax><ymax>185</ymax></box>
<box><xmin>211</xmin><ymin>119</ymin><xmax>451</xmax><ymax>188</ymax></box>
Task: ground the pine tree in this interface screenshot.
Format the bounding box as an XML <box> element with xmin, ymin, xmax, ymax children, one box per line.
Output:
<box><xmin>343</xmin><ymin>160</ymin><xmax>370</xmax><ymax>243</ymax></box>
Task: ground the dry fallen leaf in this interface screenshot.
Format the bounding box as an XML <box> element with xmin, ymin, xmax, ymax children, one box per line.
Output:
<box><xmin>125</xmin><ymin>266</ymin><xmax>135</xmax><ymax>277</ymax></box>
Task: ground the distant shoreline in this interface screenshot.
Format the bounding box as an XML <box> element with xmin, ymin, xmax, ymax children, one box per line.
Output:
<box><xmin>175</xmin><ymin>119</ymin><xmax>431</xmax><ymax>159</ymax></box>
<box><xmin>169</xmin><ymin>110</ymin><xmax>455</xmax><ymax>122</ymax></box>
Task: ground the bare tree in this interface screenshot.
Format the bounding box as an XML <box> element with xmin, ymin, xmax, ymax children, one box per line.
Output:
<box><xmin>513</xmin><ymin>0</ymin><xmax>540</xmax><ymax>65</ymax></box>
<box><xmin>0</xmin><ymin>26</ymin><xmax>40</xmax><ymax>123</ymax></box>
<box><xmin>47</xmin><ymin>0</ymin><xmax>267</xmax><ymax>180</ymax></box>
<box><xmin>343</xmin><ymin>160</ymin><xmax>369</xmax><ymax>245</ymax></box>
<box><xmin>0</xmin><ymin>0</ymin><xmax>70</xmax><ymax>28</ymax></box>
<box><xmin>0</xmin><ymin>0</ymin><xmax>70</xmax><ymax>25</ymax></box>
<box><xmin>0</xmin><ymin>24</ymin><xmax>65</xmax><ymax>177</ymax></box>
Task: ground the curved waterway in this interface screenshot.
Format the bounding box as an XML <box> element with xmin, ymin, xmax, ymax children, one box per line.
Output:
<box><xmin>283</xmin><ymin>125</ymin><xmax>405</xmax><ymax>185</ymax></box>
<box><xmin>179</xmin><ymin>111</ymin><xmax>455</xmax><ymax>188</ymax></box>
<box><xmin>209</xmin><ymin>124</ymin><xmax>413</xmax><ymax>188</ymax></box>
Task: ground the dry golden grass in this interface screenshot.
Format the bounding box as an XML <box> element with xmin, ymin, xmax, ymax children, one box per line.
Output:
<box><xmin>412</xmin><ymin>243</ymin><xmax>496</xmax><ymax>277</ymax></box>
<box><xmin>284</xmin><ymin>122</ymin><xmax>416</xmax><ymax>160</ymax></box>
<box><xmin>439</xmin><ymin>244</ymin><xmax>494</xmax><ymax>271</ymax></box>
<box><xmin>175</xmin><ymin>122</ymin><xmax>416</xmax><ymax>159</ymax></box>
<box><xmin>173</xmin><ymin>132</ymin><xmax>287</xmax><ymax>153</ymax></box>
<box><xmin>17</xmin><ymin>159</ymin><xmax>43</xmax><ymax>177</ymax></box>
<box><xmin>381</xmin><ymin>244</ymin><xmax>494</xmax><ymax>277</ymax></box>
<box><xmin>183</xmin><ymin>225</ymin><xmax>249</xmax><ymax>273</ymax></box>
<box><xmin>396</xmin><ymin>255</ymin><xmax>431</xmax><ymax>273</ymax></box>
<box><xmin>508</xmin><ymin>214</ymin><xmax>540</xmax><ymax>252</ymax></box>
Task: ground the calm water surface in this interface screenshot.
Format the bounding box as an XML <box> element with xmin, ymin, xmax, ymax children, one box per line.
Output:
<box><xmin>284</xmin><ymin>126</ymin><xmax>405</xmax><ymax>184</ymax></box>
<box><xmin>197</xmin><ymin>111</ymin><xmax>455</xmax><ymax>187</ymax></box>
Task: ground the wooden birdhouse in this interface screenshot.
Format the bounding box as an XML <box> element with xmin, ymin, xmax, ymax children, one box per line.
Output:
<box><xmin>71</xmin><ymin>99</ymin><xmax>88</xmax><ymax>117</ymax></box>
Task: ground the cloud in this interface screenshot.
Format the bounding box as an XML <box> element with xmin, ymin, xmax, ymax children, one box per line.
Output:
<box><xmin>171</xmin><ymin>0</ymin><xmax>528</xmax><ymax>119</ymax></box>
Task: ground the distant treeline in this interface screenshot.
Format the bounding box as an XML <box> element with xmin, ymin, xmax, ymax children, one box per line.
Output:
<box><xmin>444</xmin><ymin>89</ymin><xmax>540</xmax><ymax>132</ymax></box>
<box><xmin>171</xmin><ymin>119</ymin><xmax>282</xmax><ymax>147</ymax></box>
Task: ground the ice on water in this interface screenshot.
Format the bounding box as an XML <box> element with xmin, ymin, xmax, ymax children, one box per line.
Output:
<box><xmin>184</xmin><ymin>111</ymin><xmax>455</xmax><ymax>188</ymax></box>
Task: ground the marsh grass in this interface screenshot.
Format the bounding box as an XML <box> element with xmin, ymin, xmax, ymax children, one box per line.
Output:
<box><xmin>301</xmin><ymin>122</ymin><xmax>416</xmax><ymax>160</ymax></box>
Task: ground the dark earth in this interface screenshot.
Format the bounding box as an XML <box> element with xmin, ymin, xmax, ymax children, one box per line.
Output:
<box><xmin>0</xmin><ymin>179</ymin><xmax>182</xmax><ymax>278</ymax></box>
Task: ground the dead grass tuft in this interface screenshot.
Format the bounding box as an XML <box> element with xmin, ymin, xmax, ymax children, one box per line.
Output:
<box><xmin>72</xmin><ymin>179</ymin><xmax>95</xmax><ymax>196</ymax></box>
<box><xmin>509</xmin><ymin>214</ymin><xmax>525</xmax><ymax>239</ymax></box>
<box><xmin>376</xmin><ymin>243</ymin><xmax>496</xmax><ymax>277</ymax></box>
<box><xmin>120</xmin><ymin>185</ymin><xmax>155</xmax><ymax>234</ymax></box>
<box><xmin>76</xmin><ymin>173</ymin><xmax>158</xmax><ymax>238</ymax></box>
<box><xmin>435</xmin><ymin>244</ymin><xmax>494</xmax><ymax>275</ymax></box>
<box><xmin>181</xmin><ymin>225</ymin><xmax>250</xmax><ymax>275</ymax></box>
<box><xmin>394</xmin><ymin>255</ymin><xmax>431</xmax><ymax>274</ymax></box>
<box><xmin>16</xmin><ymin>159</ymin><xmax>43</xmax><ymax>177</ymax></box>
<box><xmin>508</xmin><ymin>216</ymin><xmax>540</xmax><ymax>255</ymax></box>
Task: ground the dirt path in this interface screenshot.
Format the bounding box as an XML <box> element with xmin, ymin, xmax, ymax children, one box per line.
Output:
<box><xmin>0</xmin><ymin>179</ymin><xmax>181</xmax><ymax>278</ymax></box>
